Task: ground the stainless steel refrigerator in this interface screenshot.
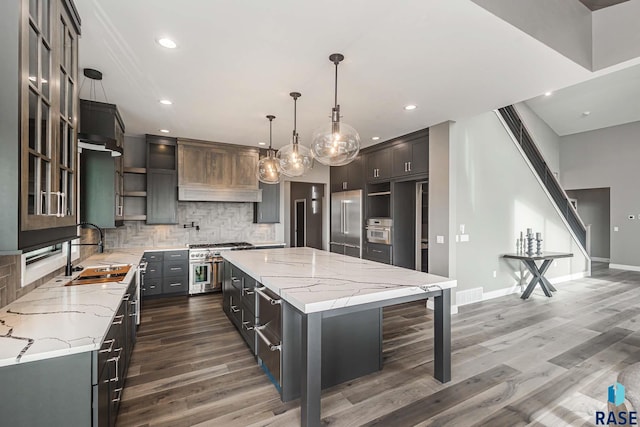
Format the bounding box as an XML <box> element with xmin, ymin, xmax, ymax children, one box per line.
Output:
<box><xmin>330</xmin><ymin>190</ymin><xmax>362</xmax><ymax>258</ymax></box>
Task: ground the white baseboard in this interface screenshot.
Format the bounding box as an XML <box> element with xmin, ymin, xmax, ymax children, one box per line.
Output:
<box><xmin>590</xmin><ymin>257</ymin><xmax>610</xmax><ymax>263</ymax></box>
<box><xmin>452</xmin><ymin>270</ymin><xmax>590</xmax><ymax>308</ymax></box>
<box><xmin>426</xmin><ymin>300</ymin><xmax>459</xmax><ymax>315</ymax></box>
<box><xmin>610</xmin><ymin>263</ymin><xmax>640</xmax><ymax>272</ymax></box>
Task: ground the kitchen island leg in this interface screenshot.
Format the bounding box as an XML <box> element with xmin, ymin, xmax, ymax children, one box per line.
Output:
<box><xmin>301</xmin><ymin>311</ymin><xmax>322</xmax><ymax>427</ymax></box>
<box><xmin>433</xmin><ymin>288</ymin><xmax>451</xmax><ymax>383</ymax></box>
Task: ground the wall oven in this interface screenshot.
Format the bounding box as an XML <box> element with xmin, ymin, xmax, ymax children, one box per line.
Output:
<box><xmin>365</xmin><ymin>218</ymin><xmax>392</xmax><ymax>245</ymax></box>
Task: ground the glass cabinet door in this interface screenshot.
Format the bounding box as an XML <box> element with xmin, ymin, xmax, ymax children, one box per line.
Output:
<box><xmin>21</xmin><ymin>0</ymin><xmax>78</xmax><ymax>230</ymax></box>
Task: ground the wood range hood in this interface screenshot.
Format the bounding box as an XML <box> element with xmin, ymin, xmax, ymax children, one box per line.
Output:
<box><xmin>177</xmin><ymin>139</ymin><xmax>263</xmax><ymax>203</ymax></box>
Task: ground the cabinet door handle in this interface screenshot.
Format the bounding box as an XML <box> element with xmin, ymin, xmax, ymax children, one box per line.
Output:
<box><xmin>112</xmin><ymin>315</ymin><xmax>124</xmax><ymax>325</ymax></box>
<box><xmin>99</xmin><ymin>339</ymin><xmax>115</xmax><ymax>354</ymax></box>
<box><xmin>112</xmin><ymin>388</ymin><xmax>123</xmax><ymax>403</ymax></box>
<box><xmin>170</xmin><ymin>254</ymin><xmax>182</xmax><ymax>258</ymax></box>
<box><xmin>122</xmin><ymin>293</ymin><xmax>130</xmax><ymax>301</ymax></box>
<box><xmin>230</xmin><ymin>305</ymin><xmax>240</xmax><ymax>313</ymax></box>
<box><xmin>242</xmin><ymin>321</ymin><xmax>255</xmax><ymax>331</ymax></box>
<box><xmin>170</xmin><ymin>267</ymin><xmax>181</xmax><ymax>271</ymax></box>
<box><xmin>243</xmin><ymin>287</ymin><xmax>255</xmax><ymax>295</ymax></box>
<box><xmin>255</xmin><ymin>326</ymin><xmax>281</xmax><ymax>351</ymax></box>
<box><xmin>169</xmin><ymin>282</ymin><xmax>182</xmax><ymax>287</ymax></box>
<box><xmin>372</xmin><ymin>249</ymin><xmax>383</xmax><ymax>253</ymax></box>
<box><xmin>60</xmin><ymin>192</ymin><xmax>67</xmax><ymax>217</ymax></box>
<box><xmin>408</xmin><ymin>161</ymin><xmax>411</xmax><ymax>172</ymax></box>
<box><xmin>105</xmin><ymin>348</ymin><xmax>122</xmax><ymax>383</ymax></box>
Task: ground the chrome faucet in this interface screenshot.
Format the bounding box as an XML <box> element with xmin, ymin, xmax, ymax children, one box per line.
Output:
<box><xmin>65</xmin><ymin>222</ymin><xmax>105</xmax><ymax>276</ymax></box>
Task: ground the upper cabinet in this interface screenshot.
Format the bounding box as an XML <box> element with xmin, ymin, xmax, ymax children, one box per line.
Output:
<box><xmin>20</xmin><ymin>0</ymin><xmax>80</xmax><ymax>232</ymax></box>
<box><xmin>391</xmin><ymin>134</ymin><xmax>429</xmax><ymax>178</ymax></box>
<box><xmin>330</xmin><ymin>155</ymin><xmax>364</xmax><ymax>192</ymax></box>
<box><xmin>146</xmin><ymin>135</ymin><xmax>178</xmax><ymax>224</ymax></box>
<box><xmin>365</xmin><ymin>149</ymin><xmax>391</xmax><ymax>182</ymax></box>
<box><xmin>177</xmin><ymin>139</ymin><xmax>261</xmax><ymax>202</ymax></box>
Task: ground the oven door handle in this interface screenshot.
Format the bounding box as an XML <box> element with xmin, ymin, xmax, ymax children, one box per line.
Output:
<box><xmin>255</xmin><ymin>287</ymin><xmax>281</xmax><ymax>305</ymax></box>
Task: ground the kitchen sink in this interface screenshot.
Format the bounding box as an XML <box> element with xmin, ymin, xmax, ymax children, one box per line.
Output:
<box><xmin>65</xmin><ymin>264</ymin><xmax>132</xmax><ymax>286</ymax></box>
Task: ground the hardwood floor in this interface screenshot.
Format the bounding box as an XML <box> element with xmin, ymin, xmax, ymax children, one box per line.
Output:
<box><xmin>117</xmin><ymin>264</ymin><xmax>640</xmax><ymax>426</ymax></box>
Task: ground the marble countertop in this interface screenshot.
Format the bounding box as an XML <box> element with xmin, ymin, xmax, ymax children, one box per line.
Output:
<box><xmin>222</xmin><ymin>247</ymin><xmax>456</xmax><ymax>314</ymax></box>
<box><xmin>0</xmin><ymin>249</ymin><xmax>144</xmax><ymax>367</ymax></box>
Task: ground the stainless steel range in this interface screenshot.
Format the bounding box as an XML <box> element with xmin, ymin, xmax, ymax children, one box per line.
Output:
<box><xmin>188</xmin><ymin>242</ymin><xmax>254</xmax><ymax>295</ymax></box>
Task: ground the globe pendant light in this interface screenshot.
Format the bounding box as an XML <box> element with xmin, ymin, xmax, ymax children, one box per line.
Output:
<box><xmin>310</xmin><ymin>53</ymin><xmax>360</xmax><ymax>166</ymax></box>
<box><xmin>256</xmin><ymin>115</ymin><xmax>282</xmax><ymax>184</ymax></box>
<box><xmin>277</xmin><ymin>92</ymin><xmax>313</xmax><ymax>177</ymax></box>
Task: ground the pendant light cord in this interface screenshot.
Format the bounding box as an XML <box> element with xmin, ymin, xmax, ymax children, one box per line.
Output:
<box><xmin>269</xmin><ymin>117</ymin><xmax>273</xmax><ymax>150</ymax></box>
<box><xmin>334</xmin><ymin>61</ymin><xmax>339</xmax><ymax>108</ymax></box>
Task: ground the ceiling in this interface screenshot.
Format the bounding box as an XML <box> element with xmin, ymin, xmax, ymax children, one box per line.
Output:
<box><xmin>525</xmin><ymin>63</ymin><xmax>640</xmax><ymax>136</ymax></box>
<box><xmin>74</xmin><ymin>0</ymin><xmax>637</xmax><ymax>150</ymax></box>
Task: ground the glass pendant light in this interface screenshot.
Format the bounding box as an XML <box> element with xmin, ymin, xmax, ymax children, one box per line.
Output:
<box><xmin>256</xmin><ymin>115</ymin><xmax>281</xmax><ymax>184</ymax></box>
<box><xmin>310</xmin><ymin>53</ymin><xmax>360</xmax><ymax>166</ymax></box>
<box><xmin>277</xmin><ymin>92</ymin><xmax>313</xmax><ymax>177</ymax></box>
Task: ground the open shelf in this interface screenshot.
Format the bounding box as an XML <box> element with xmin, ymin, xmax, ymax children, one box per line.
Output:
<box><xmin>124</xmin><ymin>167</ymin><xmax>147</xmax><ymax>174</ymax></box>
<box><xmin>124</xmin><ymin>191</ymin><xmax>147</xmax><ymax>197</ymax></box>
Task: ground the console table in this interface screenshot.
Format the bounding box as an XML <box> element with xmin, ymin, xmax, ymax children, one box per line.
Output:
<box><xmin>503</xmin><ymin>252</ymin><xmax>574</xmax><ymax>299</ymax></box>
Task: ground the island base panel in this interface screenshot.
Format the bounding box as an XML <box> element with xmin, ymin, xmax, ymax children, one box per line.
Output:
<box><xmin>280</xmin><ymin>302</ymin><xmax>383</xmax><ymax>402</ymax></box>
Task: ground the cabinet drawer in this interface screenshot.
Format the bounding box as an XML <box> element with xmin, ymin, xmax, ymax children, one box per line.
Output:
<box><xmin>143</xmin><ymin>252</ymin><xmax>163</xmax><ymax>262</ymax></box>
<box><xmin>162</xmin><ymin>278</ymin><xmax>188</xmax><ymax>295</ymax></box>
<box><xmin>365</xmin><ymin>243</ymin><xmax>392</xmax><ymax>264</ymax></box>
<box><xmin>240</xmin><ymin>308</ymin><xmax>256</xmax><ymax>354</ymax></box>
<box><xmin>164</xmin><ymin>250</ymin><xmax>188</xmax><ymax>261</ymax></box>
<box><xmin>163</xmin><ymin>260</ymin><xmax>188</xmax><ymax>277</ymax></box>
<box><xmin>142</xmin><ymin>278</ymin><xmax>162</xmax><ymax>296</ymax></box>
<box><xmin>230</xmin><ymin>270</ymin><xmax>243</xmax><ymax>291</ymax></box>
<box><xmin>145</xmin><ymin>262</ymin><xmax>163</xmax><ymax>278</ymax></box>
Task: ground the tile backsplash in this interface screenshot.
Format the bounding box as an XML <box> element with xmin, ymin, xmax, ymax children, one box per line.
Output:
<box><xmin>105</xmin><ymin>202</ymin><xmax>276</xmax><ymax>248</ymax></box>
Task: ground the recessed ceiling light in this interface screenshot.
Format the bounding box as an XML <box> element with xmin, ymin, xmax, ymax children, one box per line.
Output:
<box><xmin>258</xmin><ymin>142</ymin><xmax>266</xmax><ymax>146</ymax></box>
<box><xmin>157</xmin><ymin>38</ymin><xmax>177</xmax><ymax>49</ymax></box>
<box><xmin>582</xmin><ymin>111</ymin><xmax>591</xmax><ymax>117</ymax></box>
<box><xmin>404</xmin><ymin>105</ymin><xmax>417</xmax><ymax>111</ymax></box>
<box><xmin>544</xmin><ymin>91</ymin><xmax>553</xmax><ymax>97</ymax></box>
<box><xmin>160</xmin><ymin>99</ymin><xmax>173</xmax><ymax>105</ymax></box>
<box><xmin>159</xmin><ymin>129</ymin><xmax>170</xmax><ymax>133</ymax></box>
<box><xmin>371</xmin><ymin>136</ymin><xmax>380</xmax><ymax>141</ymax></box>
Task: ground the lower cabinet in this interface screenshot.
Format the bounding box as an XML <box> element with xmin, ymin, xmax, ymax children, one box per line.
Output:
<box><xmin>141</xmin><ymin>250</ymin><xmax>189</xmax><ymax>298</ymax></box>
<box><xmin>0</xmin><ymin>281</ymin><xmax>138</xmax><ymax>427</ymax></box>
<box><xmin>222</xmin><ymin>261</ymin><xmax>383</xmax><ymax>402</ymax></box>
<box><xmin>364</xmin><ymin>242</ymin><xmax>393</xmax><ymax>264</ymax></box>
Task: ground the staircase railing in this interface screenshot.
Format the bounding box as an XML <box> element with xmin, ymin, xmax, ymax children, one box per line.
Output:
<box><xmin>497</xmin><ymin>105</ymin><xmax>587</xmax><ymax>250</ymax></box>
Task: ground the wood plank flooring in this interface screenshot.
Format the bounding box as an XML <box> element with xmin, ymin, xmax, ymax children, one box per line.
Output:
<box><xmin>116</xmin><ymin>264</ymin><xmax>640</xmax><ymax>427</ymax></box>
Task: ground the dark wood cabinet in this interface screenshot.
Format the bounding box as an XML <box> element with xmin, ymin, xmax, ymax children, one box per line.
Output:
<box><xmin>330</xmin><ymin>155</ymin><xmax>364</xmax><ymax>192</ymax></box>
<box><xmin>364</xmin><ymin>242</ymin><xmax>393</xmax><ymax>264</ymax></box>
<box><xmin>365</xmin><ymin>149</ymin><xmax>391</xmax><ymax>182</ymax></box>
<box><xmin>0</xmin><ymin>0</ymin><xmax>81</xmax><ymax>251</ymax></box>
<box><xmin>254</xmin><ymin>181</ymin><xmax>280</xmax><ymax>223</ymax></box>
<box><xmin>141</xmin><ymin>251</ymin><xmax>188</xmax><ymax>298</ymax></box>
<box><xmin>146</xmin><ymin>135</ymin><xmax>178</xmax><ymax>224</ymax></box>
<box><xmin>391</xmin><ymin>136</ymin><xmax>428</xmax><ymax>178</ymax></box>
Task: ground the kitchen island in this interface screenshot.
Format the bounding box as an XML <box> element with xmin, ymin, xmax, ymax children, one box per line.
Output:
<box><xmin>222</xmin><ymin>247</ymin><xmax>456</xmax><ymax>427</ymax></box>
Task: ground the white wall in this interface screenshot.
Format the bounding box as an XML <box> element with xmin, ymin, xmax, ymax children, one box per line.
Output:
<box><xmin>560</xmin><ymin>121</ymin><xmax>640</xmax><ymax>268</ymax></box>
<box><xmin>516</xmin><ymin>102</ymin><xmax>562</xmax><ymax>177</ymax></box>
<box><xmin>445</xmin><ymin>111</ymin><xmax>589</xmax><ymax>306</ymax></box>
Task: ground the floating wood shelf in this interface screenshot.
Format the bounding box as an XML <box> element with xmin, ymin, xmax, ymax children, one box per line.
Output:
<box><xmin>124</xmin><ymin>215</ymin><xmax>146</xmax><ymax>221</ymax></box>
<box><xmin>367</xmin><ymin>191</ymin><xmax>391</xmax><ymax>197</ymax></box>
<box><xmin>123</xmin><ymin>167</ymin><xmax>147</xmax><ymax>174</ymax></box>
<box><xmin>124</xmin><ymin>191</ymin><xmax>147</xmax><ymax>197</ymax></box>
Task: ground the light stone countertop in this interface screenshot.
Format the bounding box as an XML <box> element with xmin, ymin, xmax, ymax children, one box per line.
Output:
<box><xmin>222</xmin><ymin>247</ymin><xmax>456</xmax><ymax>314</ymax></box>
<box><xmin>0</xmin><ymin>248</ymin><xmax>144</xmax><ymax>367</ymax></box>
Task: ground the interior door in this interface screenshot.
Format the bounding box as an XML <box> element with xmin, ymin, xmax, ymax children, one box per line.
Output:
<box><xmin>294</xmin><ymin>199</ymin><xmax>306</xmax><ymax>247</ymax></box>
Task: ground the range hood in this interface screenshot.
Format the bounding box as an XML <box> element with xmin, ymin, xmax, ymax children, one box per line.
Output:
<box><xmin>78</xmin><ymin>99</ymin><xmax>124</xmax><ymax>157</ymax></box>
<box><xmin>178</xmin><ymin>187</ymin><xmax>263</xmax><ymax>203</ymax></box>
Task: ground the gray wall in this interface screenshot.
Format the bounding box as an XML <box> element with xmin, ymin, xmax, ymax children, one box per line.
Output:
<box><xmin>592</xmin><ymin>1</ymin><xmax>640</xmax><ymax>70</ymax></box>
<box><xmin>446</xmin><ymin>111</ymin><xmax>588</xmax><ymax>306</ymax></box>
<box><xmin>560</xmin><ymin>121</ymin><xmax>640</xmax><ymax>268</ymax></box>
<box><xmin>428</xmin><ymin>121</ymin><xmax>454</xmax><ymax>278</ymax></box>
<box><xmin>471</xmin><ymin>0</ymin><xmax>592</xmax><ymax>69</ymax></box>
<box><xmin>515</xmin><ymin>102</ymin><xmax>561</xmax><ymax>177</ymax></box>
<box><xmin>566</xmin><ymin>188</ymin><xmax>610</xmax><ymax>260</ymax></box>
<box><xmin>0</xmin><ymin>0</ymin><xmax>20</xmax><ymax>252</ymax></box>
<box><xmin>105</xmin><ymin>202</ymin><xmax>275</xmax><ymax>248</ymax></box>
